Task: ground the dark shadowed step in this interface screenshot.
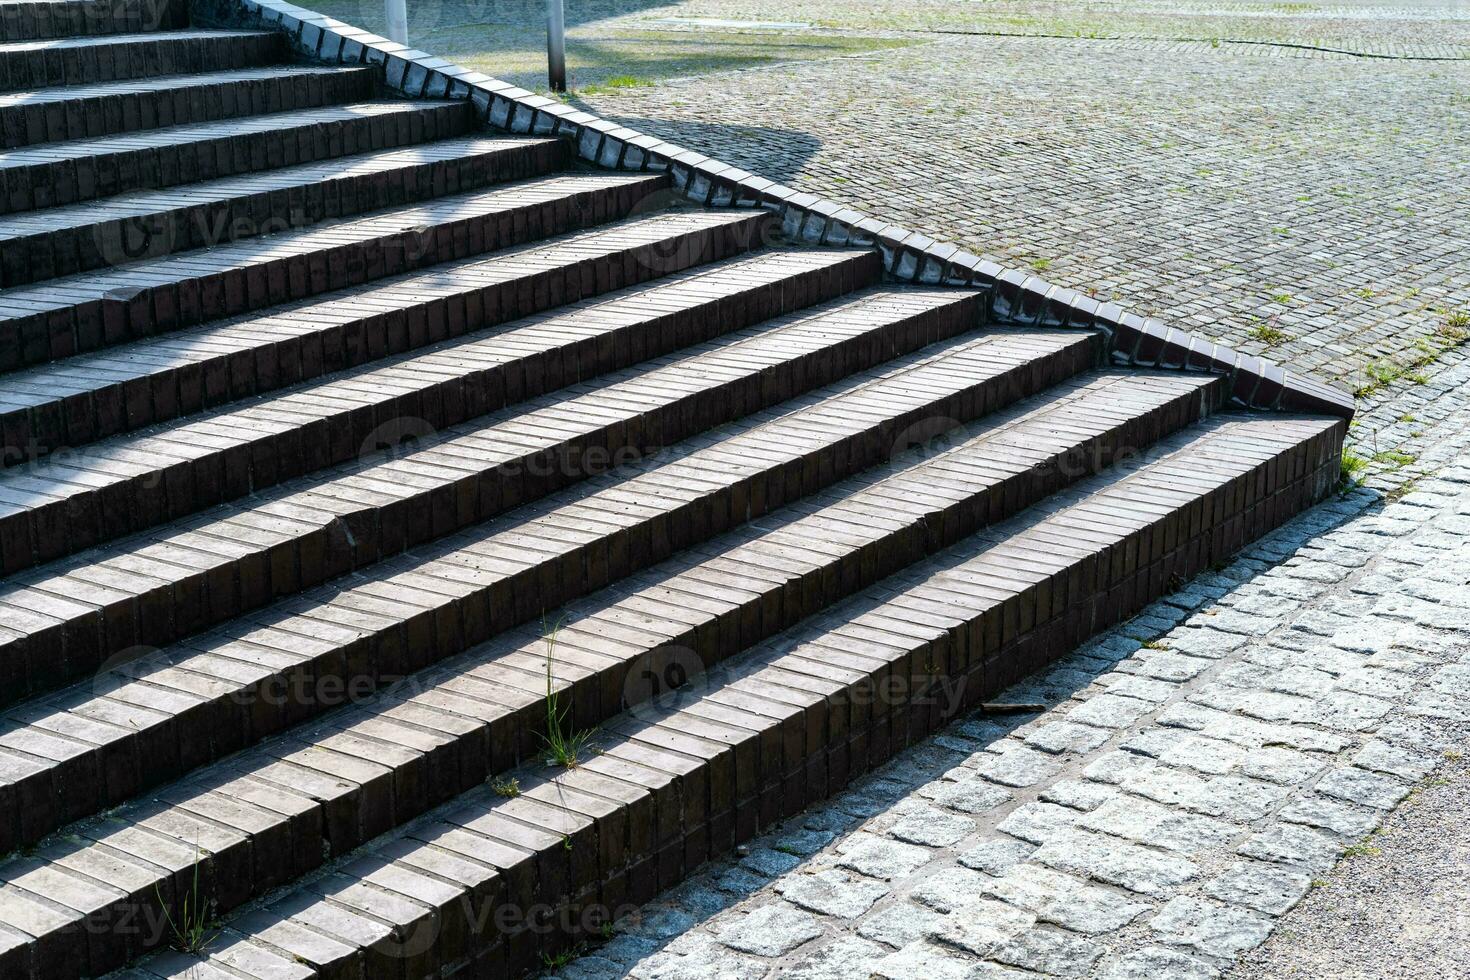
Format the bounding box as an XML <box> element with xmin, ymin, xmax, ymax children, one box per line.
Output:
<box><xmin>0</xmin><ymin>0</ymin><xmax>188</xmax><ymax>42</ymax></box>
<box><xmin>0</xmin><ymin>98</ymin><xmax>475</xmax><ymax>219</ymax></box>
<box><xmin>0</xmin><ymin>133</ymin><xmax>567</xmax><ymax>288</ymax></box>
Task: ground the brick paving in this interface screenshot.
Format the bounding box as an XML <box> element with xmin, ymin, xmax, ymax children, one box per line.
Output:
<box><xmin>571</xmin><ymin>33</ymin><xmax>1469</xmax><ymax>402</ymax></box>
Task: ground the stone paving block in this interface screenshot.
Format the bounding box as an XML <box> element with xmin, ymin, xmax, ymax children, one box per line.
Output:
<box><xmin>783</xmin><ymin>937</ymin><xmax>889</xmax><ymax>979</ymax></box>
<box><xmin>1148</xmin><ymin>895</ymin><xmax>1274</xmax><ymax>959</ymax></box>
<box><xmin>930</xmin><ymin>897</ymin><xmax>1035</xmax><ymax>957</ymax></box>
<box><xmin>993</xmin><ymin>925</ymin><xmax>1104</xmax><ymax>977</ymax></box>
<box><xmin>1237</xmin><ymin>822</ymin><xmax>1343</xmax><ymax>872</ymax></box>
<box><xmin>1204</xmin><ymin>861</ymin><xmax>1313</xmax><ymax>917</ymax></box>
<box><xmin>714</xmin><ymin>904</ymin><xmax>822</xmax><ymax>957</ymax></box>
<box><xmin>776</xmin><ymin>869</ymin><xmax>887</xmax><ymax>919</ymax></box>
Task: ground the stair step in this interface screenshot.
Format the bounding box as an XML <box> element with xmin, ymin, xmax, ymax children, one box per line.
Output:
<box><xmin>0</xmin><ymin>246</ymin><xmax>873</xmax><ymax>556</ymax></box>
<box><xmin>0</xmin><ymin>97</ymin><xmax>474</xmax><ymax>219</ymax></box>
<box><xmin>0</xmin><ymin>28</ymin><xmax>282</xmax><ymax>90</ymax></box>
<box><xmin>0</xmin><ymin>340</ymin><xmax>1123</xmax><ymax>976</ymax></box>
<box><xmin>0</xmin><ymin>165</ymin><xmax>657</xmax><ymax>370</ymax></box>
<box><xmin>0</xmin><ymin>64</ymin><xmax>380</xmax><ymax>150</ymax></box>
<box><xmin>0</xmin><ymin>0</ymin><xmax>188</xmax><ymax>42</ymax></box>
<box><xmin>0</xmin><ymin>363</ymin><xmax>1193</xmax><ymax>857</ymax></box>
<box><xmin>215</xmin><ymin>416</ymin><xmax>1342</xmax><ymax>980</ymax></box>
<box><xmin>0</xmin><ymin>132</ymin><xmax>567</xmax><ymax>290</ymax></box>
<box><xmin>0</xmin><ymin>287</ymin><xmax>994</xmax><ymax>706</ymax></box>
<box><xmin>0</xmin><ymin>412</ymin><xmax>1342</xmax><ymax>979</ymax></box>
<box><xmin>0</xmin><ymin>208</ymin><xmax>772</xmax><ymax>470</ymax></box>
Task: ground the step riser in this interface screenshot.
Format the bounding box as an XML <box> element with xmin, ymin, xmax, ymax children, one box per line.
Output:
<box><xmin>0</xmin><ymin>66</ymin><xmax>380</xmax><ymax>152</ymax></box>
<box><xmin>0</xmin><ymin>0</ymin><xmax>187</xmax><ymax>42</ymax></box>
<box><xmin>0</xmin><ymin>131</ymin><xmax>564</xmax><ymax>291</ymax></box>
<box><xmin>66</xmin><ymin>420</ymin><xmax>1341</xmax><ymax>980</ymax></box>
<box><xmin>0</xmin><ymin>30</ymin><xmax>282</xmax><ymax>91</ymax></box>
<box><xmin>0</xmin><ymin>96</ymin><xmax>473</xmax><ymax>221</ymax></box>
<box><xmin>0</xmin><ymin>328</ymin><xmax>1099</xmax><ymax>856</ymax></box>
<box><xmin>0</xmin><ymin>289</ymin><xmax>980</xmax><ymax>708</ymax></box>
<box><xmin>0</xmin><ymin>213</ymin><xmax>776</xmax><ymax>577</ymax></box>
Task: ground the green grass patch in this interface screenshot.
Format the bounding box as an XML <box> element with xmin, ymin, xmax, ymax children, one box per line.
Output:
<box><xmin>1246</xmin><ymin>321</ymin><xmax>1288</xmax><ymax>347</ymax></box>
<box><xmin>1338</xmin><ymin>447</ymin><xmax>1369</xmax><ymax>489</ymax></box>
<box><xmin>575</xmin><ymin>73</ymin><xmax>653</xmax><ymax>95</ymax></box>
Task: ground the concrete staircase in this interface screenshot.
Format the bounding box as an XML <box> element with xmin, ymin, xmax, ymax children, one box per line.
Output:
<box><xmin>0</xmin><ymin>3</ymin><xmax>1347</xmax><ymax>977</ymax></box>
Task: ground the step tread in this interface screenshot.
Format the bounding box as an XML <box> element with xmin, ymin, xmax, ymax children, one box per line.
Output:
<box><xmin>0</xmin><ymin>365</ymin><xmax>1196</xmax><ymax>853</ymax></box>
<box><xmin>0</xmin><ymin>63</ymin><xmax>369</xmax><ymax>109</ymax></box>
<box><xmin>0</xmin><ymin>288</ymin><xmax>993</xmax><ymax>697</ymax></box>
<box><xmin>0</xmin><ymin>411</ymin><xmax>1340</xmax><ymax>978</ymax></box>
<box><xmin>0</xmin><ymin>100</ymin><xmax>462</xmax><ymax>168</ymax></box>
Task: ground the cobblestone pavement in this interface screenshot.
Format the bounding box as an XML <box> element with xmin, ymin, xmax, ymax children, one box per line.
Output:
<box><xmin>571</xmin><ymin>33</ymin><xmax>1470</xmax><ymax>400</ymax></box>
<box><xmin>321</xmin><ymin>0</ymin><xmax>1470</xmax><ymax>412</ymax></box>
<box><xmin>547</xmin><ymin>354</ymin><xmax>1470</xmax><ymax>980</ymax></box>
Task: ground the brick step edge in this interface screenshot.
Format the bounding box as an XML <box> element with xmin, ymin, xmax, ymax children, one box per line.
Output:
<box><xmin>199</xmin><ymin>0</ymin><xmax>1356</xmax><ymax>421</ymax></box>
<box><xmin>0</xmin><ymin>207</ymin><xmax>768</xmax><ymax>475</ymax></box>
<box><xmin>117</xmin><ymin>414</ymin><xmax>1346</xmax><ymax>980</ymax></box>
<box><xmin>0</xmin><ymin>0</ymin><xmax>188</xmax><ymax>42</ymax></box>
<box><xmin>0</xmin><ymin>63</ymin><xmax>380</xmax><ymax>154</ymax></box>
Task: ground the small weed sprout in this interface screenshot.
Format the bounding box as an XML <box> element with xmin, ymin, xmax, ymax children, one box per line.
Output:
<box><xmin>154</xmin><ymin>842</ymin><xmax>219</xmax><ymax>954</ymax></box>
<box><xmin>539</xmin><ymin>619</ymin><xmax>596</xmax><ymax>768</ymax></box>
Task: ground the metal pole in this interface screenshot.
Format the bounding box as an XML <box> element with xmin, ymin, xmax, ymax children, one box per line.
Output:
<box><xmin>385</xmin><ymin>0</ymin><xmax>407</xmax><ymax>44</ymax></box>
<box><xmin>546</xmin><ymin>0</ymin><xmax>566</xmax><ymax>92</ymax></box>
